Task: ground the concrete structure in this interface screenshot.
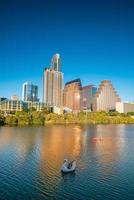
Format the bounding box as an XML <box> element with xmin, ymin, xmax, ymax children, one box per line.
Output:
<box><xmin>0</xmin><ymin>99</ymin><xmax>47</xmax><ymax>113</ymax></box>
<box><xmin>80</xmin><ymin>85</ymin><xmax>97</xmax><ymax>111</ymax></box>
<box><xmin>116</xmin><ymin>102</ymin><xmax>134</xmax><ymax>113</ymax></box>
<box><xmin>22</xmin><ymin>82</ymin><xmax>39</xmax><ymax>102</ymax></box>
<box><xmin>43</xmin><ymin>54</ymin><xmax>63</xmax><ymax>108</ymax></box>
<box><xmin>93</xmin><ymin>80</ymin><xmax>121</xmax><ymax>112</ymax></box>
<box><xmin>26</xmin><ymin>102</ymin><xmax>46</xmax><ymax>112</ymax></box>
<box><xmin>63</xmin><ymin>79</ymin><xmax>82</xmax><ymax>112</ymax></box>
<box><xmin>0</xmin><ymin>99</ymin><xmax>23</xmax><ymax>113</ymax></box>
<box><xmin>11</xmin><ymin>95</ymin><xmax>19</xmax><ymax>101</ymax></box>
<box><xmin>53</xmin><ymin>106</ymin><xmax>63</xmax><ymax>114</ymax></box>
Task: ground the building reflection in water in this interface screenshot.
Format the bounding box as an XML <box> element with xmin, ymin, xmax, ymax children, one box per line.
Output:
<box><xmin>0</xmin><ymin>125</ymin><xmax>127</xmax><ymax>189</ymax></box>
<box><xmin>0</xmin><ymin>127</ymin><xmax>37</xmax><ymax>164</ymax></box>
<box><xmin>90</xmin><ymin>125</ymin><xmax>126</xmax><ymax>178</ymax></box>
<box><xmin>0</xmin><ymin>127</ymin><xmax>13</xmax><ymax>150</ymax></box>
<box><xmin>38</xmin><ymin>125</ymin><xmax>83</xmax><ymax>187</ymax></box>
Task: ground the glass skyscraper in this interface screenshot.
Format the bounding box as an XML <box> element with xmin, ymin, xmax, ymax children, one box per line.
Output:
<box><xmin>51</xmin><ymin>53</ymin><xmax>61</xmax><ymax>72</ymax></box>
<box><xmin>43</xmin><ymin>54</ymin><xmax>63</xmax><ymax>108</ymax></box>
<box><xmin>22</xmin><ymin>82</ymin><xmax>39</xmax><ymax>102</ymax></box>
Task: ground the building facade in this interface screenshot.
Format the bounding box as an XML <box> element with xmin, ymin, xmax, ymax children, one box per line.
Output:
<box><xmin>22</xmin><ymin>82</ymin><xmax>39</xmax><ymax>102</ymax></box>
<box><xmin>63</xmin><ymin>79</ymin><xmax>82</xmax><ymax>112</ymax></box>
<box><xmin>116</xmin><ymin>102</ymin><xmax>134</xmax><ymax>113</ymax></box>
<box><xmin>80</xmin><ymin>85</ymin><xmax>97</xmax><ymax>111</ymax></box>
<box><xmin>43</xmin><ymin>54</ymin><xmax>63</xmax><ymax>108</ymax></box>
<box><xmin>26</xmin><ymin>101</ymin><xmax>47</xmax><ymax>112</ymax></box>
<box><xmin>0</xmin><ymin>99</ymin><xmax>23</xmax><ymax>113</ymax></box>
<box><xmin>0</xmin><ymin>97</ymin><xmax>7</xmax><ymax>102</ymax></box>
<box><xmin>51</xmin><ymin>53</ymin><xmax>61</xmax><ymax>72</ymax></box>
<box><xmin>0</xmin><ymin>99</ymin><xmax>47</xmax><ymax>113</ymax></box>
<box><xmin>11</xmin><ymin>95</ymin><xmax>19</xmax><ymax>101</ymax></box>
<box><xmin>93</xmin><ymin>80</ymin><xmax>121</xmax><ymax>112</ymax></box>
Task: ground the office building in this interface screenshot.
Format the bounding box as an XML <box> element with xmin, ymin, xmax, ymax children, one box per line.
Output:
<box><xmin>116</xmin><ymin>102</ymin><xmax>134</xmax><ymax>113</ymax></box>
<box><xmin>0</xmin><ymin>99</ymin><xmax>23</xmax><ymax>113</ymax></box>
<box><xmin>63</xmin><ymin>79</ymin><xmax>82</xmax><ymax>112</ymax></box>
<box><xmin>22</xmin><ymin>82</ymin><xmax>39</xmax><ymax>102</ymax></box>
<box><xmin>43</xmin><ymin>54</ymin><xmax>63</xmax><ymax>108</ymax></box>
<box><xmin>0</xmin><ymin>99</ymin><xmax>47</xmax><ymax>113</ymax></box>
<box><xmin>26</xmin><ymin>101</ymin><xmax>47</xmax><ymax>112</ymax></box>
<box><xmin>80</xmin><ymin>85</ymin><xmax>97</xmax><ymax>111</ymax></box>
<box><xmin>93</xmin><ymin>80</ymin><xmax>121</xmax><ymax>112</ymax></box>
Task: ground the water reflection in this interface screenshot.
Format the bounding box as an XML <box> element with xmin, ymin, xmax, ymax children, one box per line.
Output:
<box><xmin>61</xmin><ymin>171</ymin><xmax>76</xmax><ymax>182</ymax></box>
<box><xmin>0</xmin><ymin>125</ymin><xmax>126</xmax><ymax>170</ymax></box>
<box><xmin>0</xmin><ymin>125</ymin><xmax>134</xmax><ymax>200</ymax></box>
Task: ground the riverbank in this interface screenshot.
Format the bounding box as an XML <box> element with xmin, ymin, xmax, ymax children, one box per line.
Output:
<box><xmin>1</xmin><ymin>110</ymin><xmax>134</xmax><ymax>126</ymax></box>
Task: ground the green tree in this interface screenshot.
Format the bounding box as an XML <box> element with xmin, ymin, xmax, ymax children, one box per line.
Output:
<box><xmin>5</xmin><ymin>115</ymin><xmax>18</xmax><ymax>126</ymax></box>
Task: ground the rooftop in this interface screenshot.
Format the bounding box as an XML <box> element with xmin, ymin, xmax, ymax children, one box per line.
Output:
<box><xmin>65</xmin><ymin>79</ymin><xmax>81</xmax><ymax>86</ymax></box>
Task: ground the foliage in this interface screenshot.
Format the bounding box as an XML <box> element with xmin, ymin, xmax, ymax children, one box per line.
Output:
<box><xmin>127</xmin><ymin>112</ymin><xmax>134</xmax><ymax>116</ymax></box>
<box><xmin>108</xmin><ymin>111</ymin><xmax>119</xmax><ymax>116</ymax></box>
<box><xmin>5</xmin><ymin>115</ymin><xmax>18</xmax><ymax>126</ymax></box>
<box><xmin>0</xmin><ymin>111</ymin><xmax>5</xmax><ymax>125</ymax></box>
<box><xmin>1</xmin><ymin>110</ymin><xmax>134</xmax><ymax>126</ymax></box>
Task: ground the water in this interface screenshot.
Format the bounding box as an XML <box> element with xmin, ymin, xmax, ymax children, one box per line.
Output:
<box><xmin>0</xmin><ymin>125</ymin><xmax>134</xmax><ymax>200</ymax></box>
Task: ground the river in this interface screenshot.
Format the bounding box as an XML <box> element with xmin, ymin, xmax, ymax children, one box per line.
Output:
<box><xmin>0</xmin><ymin>125</ymin><xmax>134</xmax><ymax>200</ymax></box>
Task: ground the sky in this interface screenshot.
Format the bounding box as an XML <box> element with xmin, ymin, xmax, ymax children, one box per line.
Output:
<box><xmin>0</xmin><ymin>0</ymin><xmax>134</xmax><ymax>101</ymax></box>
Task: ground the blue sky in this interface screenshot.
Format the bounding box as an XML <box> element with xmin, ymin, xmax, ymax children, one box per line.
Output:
<box><xmin>0</xmin><ymin>0</ymin><xmax>134</xmax><ymax>101</ymax></box>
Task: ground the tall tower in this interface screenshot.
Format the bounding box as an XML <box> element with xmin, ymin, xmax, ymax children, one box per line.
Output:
<box><xmin>93</xmin><ymin>80</ymin><xmax>121</xmax><ymax>112</ymax></box>
<box><xmin>51</xmin><ymin>53</ymin><xmax>61</xmax><ymax>72</ymax></box>
<box><xmin>22</xmin><ymin>82</ymin><xmax>38</xmax><ymax>102</ymax></box>
<box><xmin>63</xmin><ymin>79</ymin><xmax>82</xmax><ymax>112</ymax></box>
<box><xmin>43</xmin><ymin>54</ymin><xmax>63</xmax><ymax>108</ymax></box>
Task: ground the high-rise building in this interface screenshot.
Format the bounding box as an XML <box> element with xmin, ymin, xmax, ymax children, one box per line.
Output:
<box><xmin>80</xmin><ymin>85</ymin><xmax>97</xmax><ymax>111</ymax></box>
<box><xmin>51</xmin><ymin>53</ymin><xmax>61</xmax><ymax>72</ymax></box>
<box><xmin>43</xmin><ymin>54</ymin><xmax>63</xmax><ymax>108</ymax></box>
<box><xmin>22</xmin><ymin>82</ymin><xmax>39</xmax><ymax>102</ymax></box>
<box><xmin>93</xmin><ymin>80</ymin><xmax>121</xmax><ymax>112</ymax></box>
<box><xmin>63</xmin><ymin>79</ymin><xmax>82</xmax><ymax>112</ymax></box>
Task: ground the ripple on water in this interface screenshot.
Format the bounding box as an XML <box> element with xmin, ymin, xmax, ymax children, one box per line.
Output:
<box><xmin>0</xmin><ymin>125</ymin><xmax>134</xmax><ymax>200</ymax></box>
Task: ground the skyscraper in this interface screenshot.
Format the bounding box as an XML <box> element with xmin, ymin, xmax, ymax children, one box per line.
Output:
<box><xmin>51</xmin><ymin>53</ymin><xmax>61</xmax><ymax>72</ymax></box>
<box><xmin>43</xmin><ymin>54</ymin><xmax>63</xmax><ymax>108</ymax></box>
<box><xmin>22</xmin><ymin>82</ymin><xmax>39</xmax><ymax>102</ymax></box>
<box><xmin>93</xmin><ymin>80</ymin><xmax>121</xmax><ymax>112</ymax></box>
<box><xmin>63</xmin><ymin>79</ymin><xmax>82</xmax><ymax>112</ymax></box>
<box><xmin>80</xmin><ymin>85</ymin><xmax>97</xmax><ymax>111</ymax></box>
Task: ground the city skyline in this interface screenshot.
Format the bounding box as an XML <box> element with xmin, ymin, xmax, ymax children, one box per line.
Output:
<box><xmin>0</xmin><ymin>51</ymin><xmax>134</xmax><ymax>103</ymax></box>
<box><xmin>0</xmin><ymin>0</ymin><xmax>134</xmax><ymax>101</ymax></box>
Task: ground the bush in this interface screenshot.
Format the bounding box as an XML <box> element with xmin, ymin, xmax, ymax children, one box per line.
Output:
<box><xmin>5</xmin><ymin>115</ymin><xmax>18</xmax><ymax>126</ymax></box>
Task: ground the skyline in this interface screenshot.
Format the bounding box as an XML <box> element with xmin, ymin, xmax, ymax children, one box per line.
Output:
<box><xmin>0</xmin><ymin>0</ymin><xmax>134</xmax><ymax>101</ymax></box>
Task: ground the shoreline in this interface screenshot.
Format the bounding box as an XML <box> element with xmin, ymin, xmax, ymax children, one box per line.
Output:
<box><xmin>1</xmin><ymin>121</ymin><xmax>134</xmax><ymax>127</ymax></box>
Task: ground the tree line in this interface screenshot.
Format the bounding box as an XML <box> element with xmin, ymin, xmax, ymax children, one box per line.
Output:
<box><xmin>0</xmin><ymin>109</ymin><xmax>134</xmax><ymax>126</ymax></box>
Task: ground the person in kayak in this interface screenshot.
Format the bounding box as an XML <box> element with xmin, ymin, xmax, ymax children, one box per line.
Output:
<box><xmin>67</xmin><ymin>161</ymin><xmax>73</xmax><ymax>169</ymax></box>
